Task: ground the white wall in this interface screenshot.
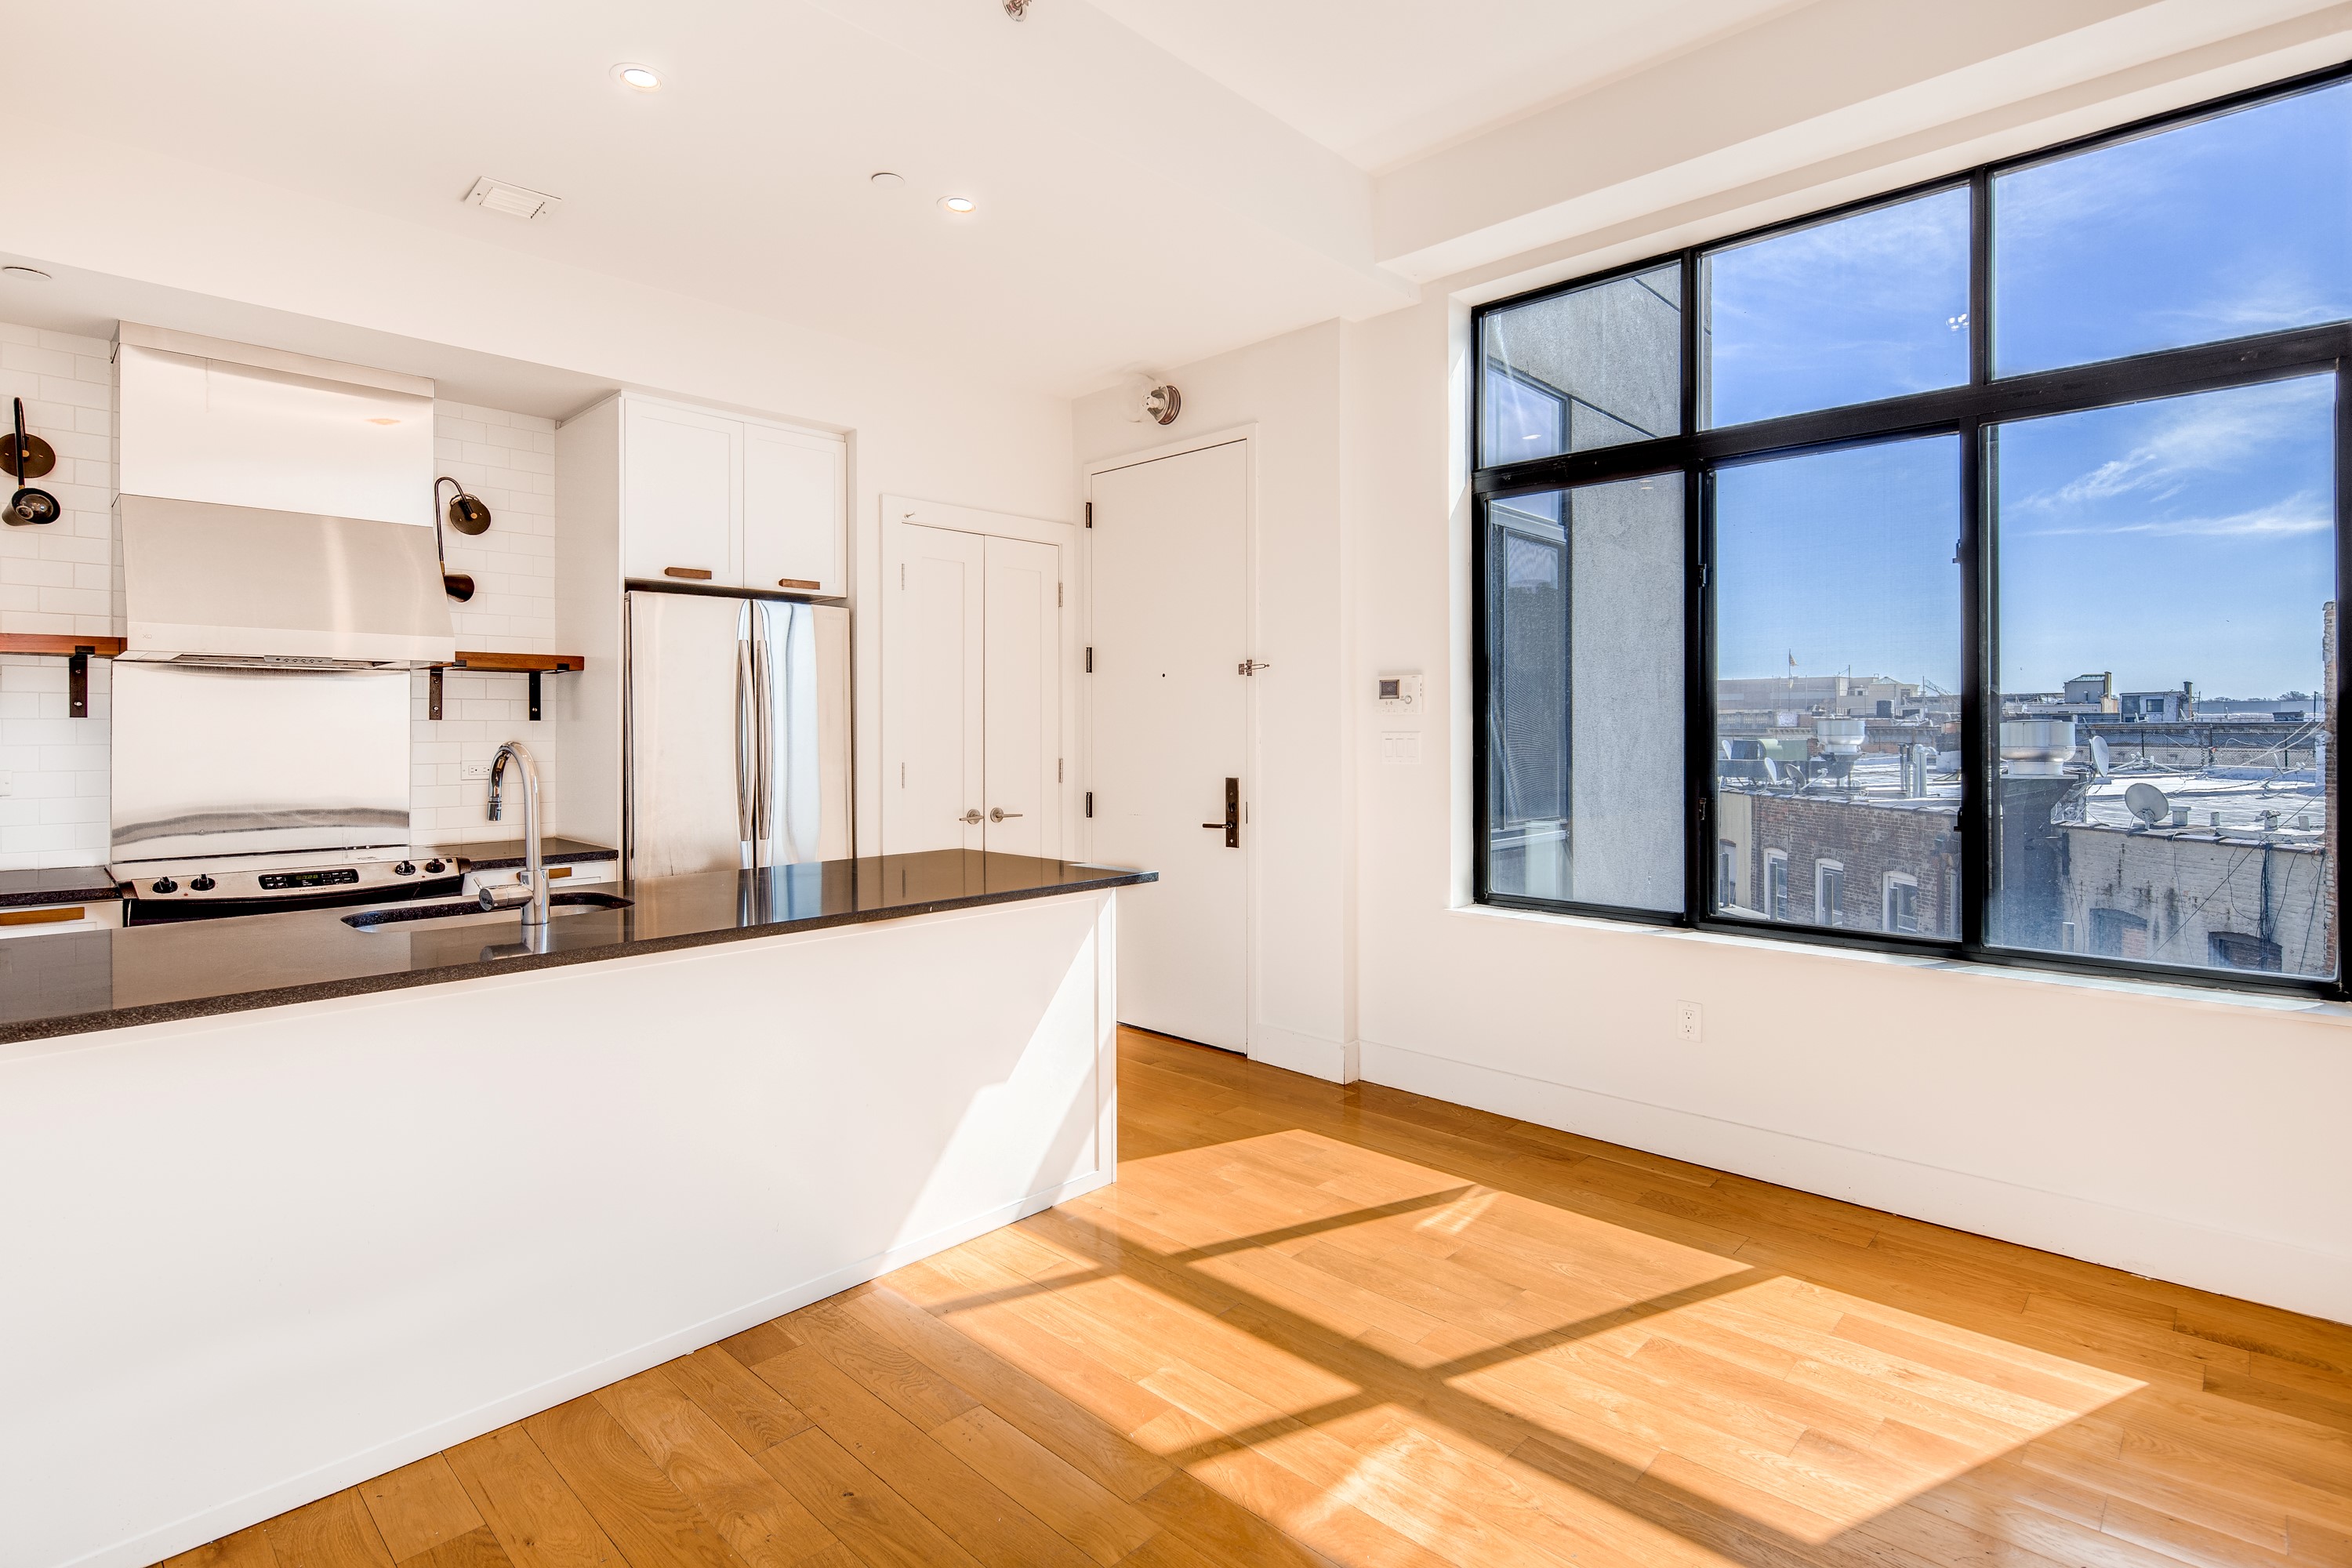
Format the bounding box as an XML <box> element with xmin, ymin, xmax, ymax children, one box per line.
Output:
<box><xmin>1074</xmin><ymin>321</ymin><xmax>1357</xmax><ymax>1080</ymax></box>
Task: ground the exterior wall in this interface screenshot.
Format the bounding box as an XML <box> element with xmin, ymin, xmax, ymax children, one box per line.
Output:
<box><xmin>1737</xmin><ymin>793</ymin><xmax>1960</xmax><ymax>936</ymax></box>
<box><xmin>2059</xmin><ymin>825</ymin><xmax>2331</xmax><ymax>976</ymax></box>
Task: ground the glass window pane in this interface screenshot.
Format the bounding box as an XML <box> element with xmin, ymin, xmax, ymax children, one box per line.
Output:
<box><xmin>1994</xmin><ymin>82</ymin><xmax>2352</xmax><ymax>376</ymax></box>
<box><xmin>1989</xmin><ymin>376</ymin><xmax>2336</xmax><ymax>979</ymax></box>
<box><xmin>1479</xmin><ymin>264</ymin><xmax>1680</xmax><ymax>467</ymax></box>
<box><xmin>1484</xmin><ymin>474</ymin><xmax>1685</xmax><ymax>909</ymax></box>
<box><xmin>1700</xmin><ymin>188</ymin><xmax>1969</xmax><ymax>429</ymax></box>
<box><xmin>1712</xmin><ymin>436</ymin><xmax>1963</xmax><ymax>935</ymax></box>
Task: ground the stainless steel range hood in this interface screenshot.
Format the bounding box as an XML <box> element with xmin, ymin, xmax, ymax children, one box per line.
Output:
<box><xmin>118</xmin><ymin>493</ymin><xmax>456</xmax><ymax>668</ymax></box>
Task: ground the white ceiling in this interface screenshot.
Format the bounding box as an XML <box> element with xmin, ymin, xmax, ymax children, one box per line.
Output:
<box><xmin>1085</xmin><ymin>0</ymin><xmax>1804</xmax><ymax>171</ymax></box>
<box><xmin>2</xmin><ymin>2</ymin><xmax>2331</xmax><ymax>399</ymax></box>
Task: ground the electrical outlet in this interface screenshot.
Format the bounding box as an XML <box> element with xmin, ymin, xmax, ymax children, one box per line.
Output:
<box><xmin>460</xmin><ymin>761</ymin><xmax>492</xmax><ymax>782</ymax></box>
<box><xmin>0</xmin><ymin>771</ymin><xmax>13</xmax><ymax>797</ymax></box>
<box><xmin>1675</xmin><ymin>1001</ymin><xmax>1704</xmax><ymax>1042</ymax></box>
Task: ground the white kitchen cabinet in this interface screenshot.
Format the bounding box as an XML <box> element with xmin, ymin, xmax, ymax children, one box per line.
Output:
<box><xmin>620</xmin><ymin>398</ymin><xmax>740</xmax><ymax>586</ymax></box>
<box><xmin>614</xmin><ymin>394</ymin><xmax>845</xmax><ymax>598</ymax></box>
<box><xmin>742</xmin><ymin>422</ymin><xmax>848</xmax><ymax>597</ymax></box>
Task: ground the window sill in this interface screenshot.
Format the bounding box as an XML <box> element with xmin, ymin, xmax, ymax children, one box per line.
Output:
<box><xmin>1448</xmin><ymin>901</ymin><xmax>2352</xmax><ymax>1021</ymax></box>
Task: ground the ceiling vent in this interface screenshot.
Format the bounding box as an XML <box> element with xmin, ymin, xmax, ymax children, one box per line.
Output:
<box><xmin>464</xmin><ymin>176</ymin><xmax>561</xmax><ymax>221</ymax></box>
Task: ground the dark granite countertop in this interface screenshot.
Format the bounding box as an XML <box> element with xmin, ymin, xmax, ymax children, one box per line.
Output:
<box><xmin>0</xmin><ymin>839</ymin><xmax>619</xmax><ymax>908</ymax></box>
<box><xmin>0</xmin><ymin>851</ymin><xmax>1153</xmax><ymax>1045</ymax></box>
<box><xmin>438</xmin><ymin>837</ymin><xmax>617</xmax><ymax>872</ymax></box>
<box><xmin>0</xmin><ymin>866</ymin><xmax>121</xmax><ymax>909</ymax></box>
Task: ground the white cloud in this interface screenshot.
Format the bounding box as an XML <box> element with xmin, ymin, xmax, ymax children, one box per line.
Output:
<box><xmin>2016</xmin><ymin>492</ymin><xmax>2331</xmax><ymax>539</ymax></box>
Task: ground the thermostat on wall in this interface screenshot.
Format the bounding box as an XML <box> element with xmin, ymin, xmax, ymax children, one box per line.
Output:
<box><xmin>1375</xmin><ymin>672</ymin><xmax>1423</xmax><ymax>716</ymax></box>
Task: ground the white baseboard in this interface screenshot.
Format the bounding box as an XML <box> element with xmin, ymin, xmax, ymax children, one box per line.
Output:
<box><xmin>1251</xmin><ymin>1022</ymin><xmax>1359</xmax><ymax>1083</ymax></box>
<box><xmin>87</xmin><ymin>1167</ymin><xmax>1112</xmax><ymax>1568</ymax></box>
<box><xmin>1357</xmin><ymin>1039</ymin><xmax>2352</xmax><ymax>1327</ymax></box>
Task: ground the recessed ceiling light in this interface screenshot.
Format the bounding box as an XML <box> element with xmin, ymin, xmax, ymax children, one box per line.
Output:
<box><xmin>869</xmin><ymin>171</ymin><xmax>905</xmax><ymax>187</ymax></box>
<box><xmin>365</xmin><ymin>417</ymin><xmax>402</xmax><ymax>426</ymax></box>
<box><xmin>613</xmin><ymin>64</ymin><xmax>662</xmax><ymax>91</ymax></box>
<box><xmin>0</xmin><ymin>265</ymin><xmax>50</xmax><ymax>282</ymax></box>
<box><xmin>940</xmin><ymin>196</ymin><xmax>976</xmax><ymax>215</ymax></box>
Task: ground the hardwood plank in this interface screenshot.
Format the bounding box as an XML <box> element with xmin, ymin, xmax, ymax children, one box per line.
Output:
<box><xmin>444</xmin><ymin>1425</ymin><xmax>626</xmax><ymax>1568</ymax></box>
<box><xmin>930</xmin><ymin>1407</ymin><xmax>1157</xmax><ymax>1566</ymax></box>
<box><xmin>594</xmin><ymin>1367</ymin><xmax>843</xmax><ymax>1567</ymax></box>
<box><xmin>522</xmin><ymin>1394</ymin><xmax>753</xmax><ymax>1568</ymax></box>
<box><xmin>791</xmin><ymin>1298</ymin><xmax>982</xmax><ymax>1430</ymax></box>
<box><xmin>407</xmin><ymin>1526</ymin><xmax>517</xmax><ymax>1568</ymax></box>
<box><xmin>753</xmin><ymin>1426</ymin><xmax>987</xmax><ymax>1568</ymax></box>
<box><xmin>720</xmin><ymin>1321</ymin><xmax>806</xmax><ymax>1370</ymax></box>
<box><xmin>261</xmin><ymin>1490</ymin><xmax>397</xmax><ymax>1568</ymax></box>
<box><xmin>360</xmin><ymin>1455</ymin><xmax>487</xmax><ymax>1563</ymax></box>
<box><xmin>663</xmin><ymin>1345</ymin><xmax>814</xmax><ymax>1454</ymax></box>
<box><xmin>837</xmin><ymin>1283</ymin><xmax>1174</xmax><ymax>1502</ymax></box>
<box><xmin>748</xmin><ymin>1341</ymin><xmax>1098</xmax><ymax>1568</ymax></box>
<box><xmin>164</xmin><ymin>1524</ymin><xmax>277</xmax><ymax>1568</ymax></box>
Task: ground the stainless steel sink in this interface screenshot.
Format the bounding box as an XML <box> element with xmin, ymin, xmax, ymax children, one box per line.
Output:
<box><xmin>342</xmin><ymin>890</ymin><xmax>633</xmax><ymax>933</ymax></box>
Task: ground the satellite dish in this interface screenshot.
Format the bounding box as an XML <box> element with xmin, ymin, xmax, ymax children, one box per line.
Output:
<box><xmin>2089</xmin><ymin>735</ymin><xmax>2111</xmax><ymax>776</ymax></box>
<box><xmin>2125</xmin><ymin>781</ymin><xmax>2171</xmax><ymax>827</ymax></box>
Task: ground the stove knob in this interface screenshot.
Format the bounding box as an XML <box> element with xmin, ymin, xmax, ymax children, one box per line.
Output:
<box><xmin>393</xmin><ymin>861</ymin><xmax>416</xmax><ymax>876</ymax></box>
<box><xmin>151</xmin><ymin>877</ymin><xmax>178</xmax><ymax>895</ymax></box>
<box><xmin>423</xmin><ymin>859</ymin><xmax>447</xmax><ymax>874</ymax></box>
<box><xmin>189</xmin><ymin>875</ymin><xmax>216</xmax><ymax>892</ymax></box>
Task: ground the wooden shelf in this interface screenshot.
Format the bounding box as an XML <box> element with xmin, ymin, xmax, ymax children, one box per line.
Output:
<box><xmin>0</xmin><ymin>639</ymin><xmax>583</xmax><ymax>673</ymax></box>
<box><xmin>0</xmin><ymin>634</ymin><xmax>126</xmax><ymax>658</ymax></box>
<box><xmin>446</xmin><ymin>652</ymin><xmax>586</xmax><ymax>673</ymax></box>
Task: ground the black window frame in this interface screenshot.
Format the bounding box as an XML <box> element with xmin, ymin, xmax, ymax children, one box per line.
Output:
<box><xmin>1470</xmin><ymin>60</ymin><xmax>2352</xmax><ymax>1000</ymax></box>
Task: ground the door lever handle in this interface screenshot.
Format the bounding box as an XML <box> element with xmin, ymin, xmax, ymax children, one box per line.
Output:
<box><xmin>959</xmin><ymin>809</ymin><xmax>982</xmax><ymax>824</ymax></box>
<box><xmin>989</xmin><ymin>808</ymin><xmax>1023</xmax><ymax>822</ymax></box>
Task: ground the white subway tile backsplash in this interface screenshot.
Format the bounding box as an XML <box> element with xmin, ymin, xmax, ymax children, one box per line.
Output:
<box><xmin>0</xmin><ymin>341</ymin><xmax>569</xmax><ymax>867</ymax></box>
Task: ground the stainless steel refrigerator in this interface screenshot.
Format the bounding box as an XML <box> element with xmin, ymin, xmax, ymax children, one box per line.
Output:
<box><xmin>625</xmin><ymin>589</ymin><xmax>852</xmax><ymax>877</ymax></box>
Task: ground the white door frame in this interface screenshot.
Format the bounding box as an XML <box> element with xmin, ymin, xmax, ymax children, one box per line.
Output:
<box><xmin>879</xmin><ymin>495</ymin><xmax>1083</xmax><ymax>859</ymax></box>
<box><xmin>1080</xmin><ymin>426</ymin><xmax>1259</xmax><ymax>1055</ymax></box>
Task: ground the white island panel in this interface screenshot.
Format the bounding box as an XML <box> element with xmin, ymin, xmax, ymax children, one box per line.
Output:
<box><xmin>2</xmin><ymin>890</ymin><xmax>1117</xmax><ymax>1568</ymax></box>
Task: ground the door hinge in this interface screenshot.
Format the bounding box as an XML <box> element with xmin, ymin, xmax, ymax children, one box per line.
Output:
<box><xmin>1085</xmin><ymin>791</ymin><xmax>1094</xmax><ymax>818</ymax></box>
<box><xmin>899</xmin><ymin>562</ymin><xmax>906</xmax><ymax>589</ymax></box>
<box><xmin>1083</xmin><ymin>502</ymin><xmax>1093</xmax><ymax>528</ymax></box>
<box><xmin>1085</xmin><ymin>646</ymin><xmax>1093</xmax><ymax>673</ymax></box>
<box><xmin>1057</xmin><ymin>582</ymin><xmax>1063</xmax><ymax>608</ymax></box>
<box><xmin>1058</xmin><ymin>757</ymin><xmax>1064</xmax><ymax>783</ymax></box>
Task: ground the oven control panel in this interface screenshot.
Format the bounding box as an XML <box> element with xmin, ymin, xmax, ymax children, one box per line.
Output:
<box><xmin>112</xmin><ymin>855</ymin><xmax>469</xmax><ymax>903</ymax></box>
<box><xmin>257</xmin><ymin>868</ymin><xmax>361</xmax><ymax>891</ymax></box>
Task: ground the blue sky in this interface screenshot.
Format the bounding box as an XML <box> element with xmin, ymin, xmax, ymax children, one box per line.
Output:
<box><xmin>1706</xmin><ymin>81</ymin><xmax>2347</xmax><ymax>699</ymax></box>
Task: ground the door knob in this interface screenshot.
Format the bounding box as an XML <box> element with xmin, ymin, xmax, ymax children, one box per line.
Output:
<box><xmin>990</xmin><ymin>808</ymin><xmax>1023</xmax><ymax>822</ymax></box>
<box><xmin>960</xmin><ymin>809</ymin><xmax>982</xmax><ymax>824</ymax></box>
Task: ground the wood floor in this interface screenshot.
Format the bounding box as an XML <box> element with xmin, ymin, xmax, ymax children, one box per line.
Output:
<box><xmin>169</xmin><ymin>1026</ymin><xmax>2352</xmax><ymax>1568</ymax></box>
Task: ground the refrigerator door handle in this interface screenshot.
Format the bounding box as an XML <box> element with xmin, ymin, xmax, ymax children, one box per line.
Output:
<box><xmin>735</xmin><ymin>635</ymin><xmax>757</xmax><ymax>847</ymax></box>
<box><xmin>751</xmin><ymin>610</ymin><xmax>776</xmax><ymax>855</ymax></box>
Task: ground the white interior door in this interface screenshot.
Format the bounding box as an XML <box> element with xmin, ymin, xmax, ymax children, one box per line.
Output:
<box><xmin>882</xmin><ymin>524</ymin><xmax>984</xmax><ymax>853</ymax></box>
<box><xmin>982</xmin><ymin>535</ymin><xmax>1061</xmax><ymax>858</ymax></box>
<box><xmin>1088</xmin><ymin>439</ymin><xmax>1250</xmax><ymax>1053</ymax></box>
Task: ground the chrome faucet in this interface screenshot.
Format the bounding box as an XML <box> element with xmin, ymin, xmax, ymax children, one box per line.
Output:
<box><xmin>483</xmin><ymin>741</ymin><xmax>550</xmax><ymax>927</ymax></box>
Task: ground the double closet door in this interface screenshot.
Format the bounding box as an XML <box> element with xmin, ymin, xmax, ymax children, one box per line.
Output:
<box><xmin>882</xmin><ymin>523</ymin><xmax>1063</xmax><ymax>858</ymax></box>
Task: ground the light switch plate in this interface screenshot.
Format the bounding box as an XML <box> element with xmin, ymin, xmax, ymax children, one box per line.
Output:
<box><xmin>1380</xmin><ymin>731</ymin><xmax>1421</xmax><ymax>766</ymax></box>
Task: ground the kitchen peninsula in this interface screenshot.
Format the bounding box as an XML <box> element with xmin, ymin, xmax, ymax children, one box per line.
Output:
<box><xmin>2</xmin><ymin>849</ymin><xmax>1149</xmax><ymax>1568</ymax></box>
